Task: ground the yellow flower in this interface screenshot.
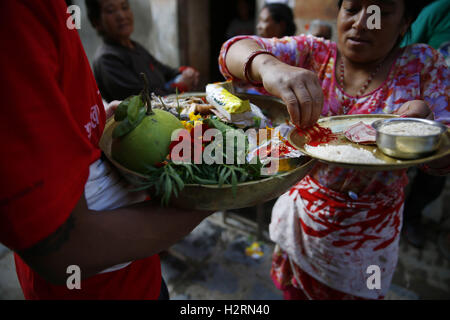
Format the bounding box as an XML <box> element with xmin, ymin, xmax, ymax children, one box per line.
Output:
<box><xmin>181</xmin><ymin>121</ymin><xmax>194</xmax><ymax>131</ymax></box>
<box><xmin>189</xmin><ymin>111</ymin><xmax>202</xmax><ymax>122</ymax></box>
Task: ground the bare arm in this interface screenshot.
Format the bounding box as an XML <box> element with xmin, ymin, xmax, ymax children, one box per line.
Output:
<box><xmin>225</xmin><ymin>39</ymin><xmax>324</xmax><ymax>128</ymax></box>
<box><xmin>18</xmin><ymin>194</ymin><xmax>212</xmax><ymax>284</ymax></box>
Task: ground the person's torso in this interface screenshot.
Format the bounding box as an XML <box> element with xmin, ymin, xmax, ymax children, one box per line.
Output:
<box><xmin>94</xmin><ymin>41</ymin><xmax>170</xmax><ymax>101</ymax></box>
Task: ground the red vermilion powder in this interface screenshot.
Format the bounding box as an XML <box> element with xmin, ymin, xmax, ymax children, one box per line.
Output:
<box><xmin>295</xmin><ymin>124</ymin><xmax>338</xmax><ymax>146</ymax></box>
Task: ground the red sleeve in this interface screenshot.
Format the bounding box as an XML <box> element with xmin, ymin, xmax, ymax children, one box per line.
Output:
<box><xmin>0</xmin><ymin>1</ymin><xmax>104</xmax><ymax>251</ymax></box>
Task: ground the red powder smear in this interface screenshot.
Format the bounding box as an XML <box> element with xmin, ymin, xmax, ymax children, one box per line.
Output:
<box><xmin>278</xmin><ymin>144</ymin><xmax>291</xmax><ymax>156</ymax></box>
<box><xmin>295</xmin><ymin>124</ymin><xmax>338</xmax><ymax>146</ymax></box>
<box><xmin>256</xmin><ymin>141</ymin><xmax>293</xmax><ymax>158</ymax></box>
<box><xmin>291</xmin><ymin>182</ymin><xmax>403</xmax><ymax>251</ymax></box>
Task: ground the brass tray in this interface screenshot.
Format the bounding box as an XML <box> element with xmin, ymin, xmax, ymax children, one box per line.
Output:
<box><xmin>99</xmin><ymin>93</ymin><xmax>315</xmax><ymax>210</ymax></box>
<box><xmin>287</xmin><ymin>114</ymin><xmax>450</xmax><ymax>171</ymax></box>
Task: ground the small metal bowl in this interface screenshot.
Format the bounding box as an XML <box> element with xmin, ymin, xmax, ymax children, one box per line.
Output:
<box><xmin>371</xmin><ymin>118</ymin><xmax>448</xmax><ymax>159</ymax></box>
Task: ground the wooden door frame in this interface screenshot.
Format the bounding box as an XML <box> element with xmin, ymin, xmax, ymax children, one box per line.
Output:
<box><xmin>177</xmin><ymin>0</ymin><xmax>210</xmax><ymax>87</ymax></box>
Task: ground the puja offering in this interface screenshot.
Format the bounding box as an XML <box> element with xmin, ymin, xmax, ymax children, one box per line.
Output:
<box><xmin>100</xmin><ymin>79</ymin><xmax>315</xmax><ymax>210</ymax></box>
<box><xmin>111</xmin><ymin>78</ymin><xmax>184</xmax><ymax>174</ymax></box>
<box><xmin>288</xmin><ymin>114</ymin><xmax>450</xmax><ymax>170</ymax></box>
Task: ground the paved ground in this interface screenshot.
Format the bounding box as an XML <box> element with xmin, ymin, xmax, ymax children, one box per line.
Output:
<box><xmin>161</xmin><ymin>208</ymin><xmax>450</xmax><ymax>300</ymax></box>
<box><xmin>1</xmin><ymin>177</ymin><xmax>449</xmax><ymax>300</ymax></box>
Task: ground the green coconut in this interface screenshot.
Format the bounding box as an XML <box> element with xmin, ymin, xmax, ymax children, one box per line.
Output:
<box><xmin>111</xmin><ymin>74</ymin><xmax>183</xmax><ymax>174</ymax></box>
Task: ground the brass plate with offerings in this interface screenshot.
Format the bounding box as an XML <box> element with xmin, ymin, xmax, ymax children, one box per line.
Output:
<box><xmin>287</xmin><ymin>114</ymin><xmax>450</xmax><ymax>171</ymax></box>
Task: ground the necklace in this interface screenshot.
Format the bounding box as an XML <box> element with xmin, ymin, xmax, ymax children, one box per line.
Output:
<box><xmin>338</xmin><ymin>57</ymin><xmax>384</xmax><ymax>113</ymax></box>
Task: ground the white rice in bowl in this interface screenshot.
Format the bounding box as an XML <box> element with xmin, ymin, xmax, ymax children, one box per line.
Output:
<box><xmin>378</xmin><ymin>122</ymin><xmax>442</xmax><ymax>136</ymax></box>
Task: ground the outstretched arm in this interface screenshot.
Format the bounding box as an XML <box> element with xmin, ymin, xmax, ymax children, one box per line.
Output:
<box><xmin>18</xmin><ymin>195</ymin><xmax>212</xmax><ymax>284</ymax></box>
<box><xmin>224</xmin><ymin>38</ymin><xmax>324</xmax><ymax>128</ymax></box>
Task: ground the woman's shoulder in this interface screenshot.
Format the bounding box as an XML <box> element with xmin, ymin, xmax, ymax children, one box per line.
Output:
<box><xmin>400</xmin><ymin>43</ymin><xmax>443</xmax><ymax>65</ymax></box>
<box><xmin>272</xmin><ymin>34</ymin><xmax>335</xmax><ymax>50</ymax></box>
<box><xmin>93</xmin><ymin>40</ymin><xmax>146</xmax><ymax>67</ymax></box>
<box><xmin>93</xmin><ymin>42</ymin><xmax>123</xmax><ymax>64</ymax></box>
<box><xmin>290</xmin><ymin>34</ymin><xmax>336</xmax><ymax>50</ymax></box>
<box><xmin>396</xmin><ymin>43</ymin><xmax>450</xmax><ymax>80</ymax></box>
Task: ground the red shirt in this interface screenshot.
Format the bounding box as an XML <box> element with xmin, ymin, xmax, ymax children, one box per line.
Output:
<box><xmin>0</xmin><ymin>0</ymin><xmax>161</xmax><ymax>299</ymax></box>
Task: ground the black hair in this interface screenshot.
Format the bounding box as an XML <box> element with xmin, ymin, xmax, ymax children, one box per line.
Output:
<box><xmin>85</xmin><ymin>0</ymin><xmax>102</xmax><ymax>28</ymax></box>
<box><xmin>337</xmin><ymin>0</ymin><xmax>434</xmax><ymax>42</ymax></box>
<box><xmin>263</xmin><ymin>3</ymin><xmax>297</xmax><ymax>36</ymax></box>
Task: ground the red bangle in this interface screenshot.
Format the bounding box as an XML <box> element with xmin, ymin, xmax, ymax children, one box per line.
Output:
<box><xmin>243</xmin><ymin>50</ymin><xmax>276</xmax><ymax>87</ymax></box>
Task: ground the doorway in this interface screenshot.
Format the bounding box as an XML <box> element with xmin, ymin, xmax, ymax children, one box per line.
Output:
<box><xmin>209</xmin><ymin>0</ymin><xmax>256</xmax><ymax>82</ymax></box>
<box><xmin>177</xmin><ymin>0</ymin><xmax>256</xmax><ymax>85</ymax></box>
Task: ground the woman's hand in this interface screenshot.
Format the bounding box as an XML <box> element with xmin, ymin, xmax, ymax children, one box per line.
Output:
<box><xmin>258</xmin><ymin>60</ymin><xmax>324</xmax><ymax>128</ymax></box>
<box><xmin>395</xmin><ymin>100</ymin><xmax>448</xmax><ymax>175</ymax></box>
<box><xmin>105</xmin><ymin>100</ymin><xmax>121</xmax><ymax>120</ymax></box>
<box><xmin>224</xmin><ymin>39</ymin><xmax>323</xmax><ymax>128</ymax></box>
<box><xmin>395</xmin><ymin>100</ymin><xmax>434</xmax><ymax>119</ymax></box>
<box><xmin>179</xmin><ymin>67</ymin><xmax>200</xmax><ymax>91</ymax></box>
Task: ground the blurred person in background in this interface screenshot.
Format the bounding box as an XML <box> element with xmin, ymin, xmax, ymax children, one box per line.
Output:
<box><xmin>309</xmin><ymin>19</ymin><xmax>333</xmax><ymax>40</ymax></box>
<box><xmin>86</xmin><ymin>0</ymin><xmax>200</xmax><ymax>103</ymax></box>
<box><xmin>256</xmin><ymin>2</ymin><xmax>297</xmax><ymax>38</ymax></box>
<box><xmin>236</xmin><ymin>1</ymin><xmax>295</xmax><ymax>95</ymax></box>
<box><xmin>226</xmin><ymin>0</ymin><xmax>256</xmax><ymax>39</ymax></box>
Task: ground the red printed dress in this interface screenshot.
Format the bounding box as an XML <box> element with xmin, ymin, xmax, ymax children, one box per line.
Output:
<box><xmin>219</xmin><ymin>35</ymin><xmax>449</xmax><ymax>299</ymax></box>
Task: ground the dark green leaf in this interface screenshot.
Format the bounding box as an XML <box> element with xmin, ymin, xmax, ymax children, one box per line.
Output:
<box><xmin>165</xmin><ymin>177</ymin><xmax>172</xmax><ymax>202</ymax></box>
<box><xmin>172</xmin><ymin>184</ymin><xmax>179</xmax><ymax>198</ymax></box>
<box><xmin>114</xmin><ymin>97</ymin><xmax>132</xmax><ymax>121</ymax></box>
<box><xmin>172</xmin><ymin>172</ymin><xmax>185</xmax><ymax>191</ymax></box>
<box><xmin>112</xmin><ymin>118</ymin><xmax>135</xmax><ymax>139</ymax></box>
<box><xmin>181</xmin><ymin>163</ymin><xmax>194</xmax><ymax>178</ymax></box>
<box><xmin>127</xmin><ymin>95</ymin><xmax>144</xmax><ymax>125</ymax></box>
<box><xmin>231</xmin><ymin>169</ymin><xmax>237</xmax><ymax>198</ymax></box>
<box><xmin>219</xmin><ymin>166</ymin><xmax>232</xmax><ymax>187</ymax></box>
<box><xmin>193</xmin><ymin>176</ymin><xmax>218</xmax><ymax>185</ymax></box>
